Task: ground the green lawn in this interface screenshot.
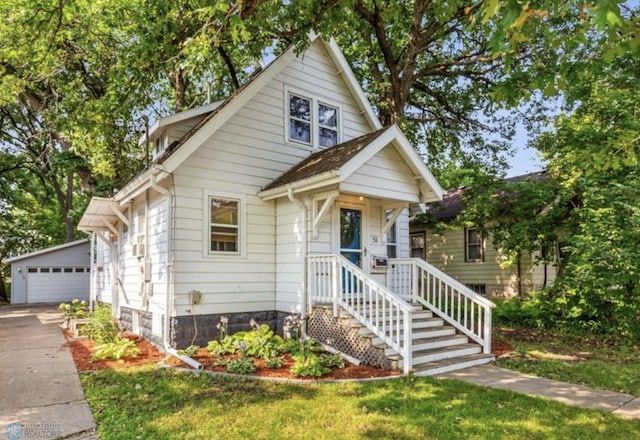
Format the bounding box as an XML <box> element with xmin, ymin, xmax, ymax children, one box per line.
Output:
<box><xmin>495</xmin><ymin>327</ymin><xmax>640</xmax><ymax>396</ymax></box>
<box><xmin>81</xmin><ymin>367</ymin><xmax>640</xmax><ymax>440</ymax></box>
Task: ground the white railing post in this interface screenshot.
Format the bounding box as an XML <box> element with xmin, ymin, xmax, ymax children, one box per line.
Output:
<box><xmin>483</xmin><ymin>308</ymin><xmax>492</xmax><ymax>353</ymax></box>
<box><xmin>331</xmin><ymin>256</ymin><xmax>339</xmax><ymax>317</ymax></box>
<box><xmin>403</xmin><ymin>308</ymin><xmax>412</xmax><ymax>374</ymax></box>
<box><xmin>411</xmin><ymin>260</ymin><xmax>418</xmax><ymax>301</ymax></box>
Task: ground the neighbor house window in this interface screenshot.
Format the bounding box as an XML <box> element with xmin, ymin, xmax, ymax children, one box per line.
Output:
<box><xmin>210</xmin><ymin>197</ymin><xmax>239</xmax><ymax>253</ymax></box>
<box><xmin>410</xmin><ymin>232</ymin><xmax>425</xmax><ymax>259</ymax></box>
<box><xmin>287</xmin><ymin>91</ymin><xmax>340</xmax><ymax>148</ymax></box>
<box><xmin>465</xmin><ymin>228</ymin><xmax>484</xmax><ymax>262</ymax></box>
<box><xmin>288</xmin><ymin>94</ymin><xmax>311</xmax><ymax>144</ymax></box>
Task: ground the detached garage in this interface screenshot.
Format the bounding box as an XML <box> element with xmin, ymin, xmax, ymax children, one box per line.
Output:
<box><xmin>7</xmin><ymin>239</ymin><xmax>90</xmax><ymax>304</ymax></box>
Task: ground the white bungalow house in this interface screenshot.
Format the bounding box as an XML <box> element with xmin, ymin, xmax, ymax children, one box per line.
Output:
<box><xmin>78</xmin><ymin>36</ymin><xmax>494</xmax><ymax>375</ymax></box>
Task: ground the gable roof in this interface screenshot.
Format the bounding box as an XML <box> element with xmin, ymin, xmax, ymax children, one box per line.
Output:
<box><xmin>6</xmin><ymin>239</ymin><xmax>89</xmax><ymax>263</ymax></box>
<box><xmin>259</xmin><ymin>125</ymin><xmax>444</xmax><ymax>203</ymax></box>
<box><xmin>262</xmin><ymin>129</ymin><xmax>387</xmax><ymax>191</ymax></box>
<box><xmin>151</xmin><ymin>37</ymin><xmax>381</xmax><ymax>175</ymax></box>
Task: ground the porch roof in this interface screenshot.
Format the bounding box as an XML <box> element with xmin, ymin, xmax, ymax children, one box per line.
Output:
<box><xmin>258</xmin><ymin>125</ymin><xmax>444</xmax><ymax>203</ymax></box>
<box><xmin>78</xmin><ymin>197</ymin><xmax>129</xmax><ymax>234</ymax></box>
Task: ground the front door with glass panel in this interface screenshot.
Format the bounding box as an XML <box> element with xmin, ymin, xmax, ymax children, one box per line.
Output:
<box><xmin>340</xmin><ymin>208</ymin><xmax>363</xmax><ymax>267</ymax></box>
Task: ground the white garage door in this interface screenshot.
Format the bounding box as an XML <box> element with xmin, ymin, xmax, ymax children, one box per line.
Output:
<box><xmin>26</xmin><ymin>267</ymin><xmax>90</xmax><ymax>303</ymax></box>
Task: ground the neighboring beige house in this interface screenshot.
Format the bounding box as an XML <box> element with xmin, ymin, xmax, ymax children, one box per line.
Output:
<box><xmin>78</xmin><ymin>36</ymin><xmax>495</xmax><ymax>375</ymax></box>
<box><xmin>410</xmin><ymin>172</ymin><xmax>559</xmax><ymax>299</ymax></box>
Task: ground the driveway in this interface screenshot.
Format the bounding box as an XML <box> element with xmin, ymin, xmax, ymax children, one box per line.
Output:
<box><xmin>0</xmin><ymin>305</ymin><xmax>97</xmax><ymax>439</ymax></box>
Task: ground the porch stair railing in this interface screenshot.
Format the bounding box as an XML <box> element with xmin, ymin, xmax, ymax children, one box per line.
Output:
<box><xmin>388</xmin><ymin>258</ymin><xmax>494</xmax><ymax>354</ymax></box>
<box><xmin>307</xmin><ymin>254</ymin><xmax>414</xmax><ymax>373</ymax></box>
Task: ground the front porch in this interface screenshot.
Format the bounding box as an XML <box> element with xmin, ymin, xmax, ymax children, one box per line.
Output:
<box><xmin>307</xmin><ymin>254</ymin><xmax>495</xmax><ymax>375</ymax></box>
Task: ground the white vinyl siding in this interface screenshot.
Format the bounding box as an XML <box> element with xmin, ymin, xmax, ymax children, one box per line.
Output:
<box><xmin>342</xmin><ymin>145</ymin><xmax>419</xmax><ymax>202</ymax></box>
<box><xmin>170</xmin><ymin>39</ymin><xmax>372</xmax><ymax>315</ymax></box>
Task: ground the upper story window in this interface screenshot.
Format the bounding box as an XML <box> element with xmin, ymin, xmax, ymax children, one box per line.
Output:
<box><xmin>289</xmin><ymin>94</ymin><xmax>311</xmax><ymax>144</ymax></box>
<box><xmin>154</xmin><ymin>135</ymin><xmax>168</xmax><ymax>158</ymax></box>
<box><xmin>318</xmin><ymin>102</ymin><xmax>338</xmax><ymax>147</ymax></box>
<box><xmin>465</xmin><ymin>227</ymin><xmax>484</xmax><ymax>262</ymax></box>
<box><xmin>287</xmin><ymin>91</ymin><xmax>340</xmax><ymax>149</ymax></box>
<box><xmin>210</xmin><ymin>197</ymin><xmax>239</xmax><ymax>253</ymax></box>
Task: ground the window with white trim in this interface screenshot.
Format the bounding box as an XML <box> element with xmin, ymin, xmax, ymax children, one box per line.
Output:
<box><xmin>288</xmin><ymin>94</ymin><xmax>312</xmax><ymax>144</ymax></box>
<box><xmin>287</xmin><ymin>91</ymin><xmax>340</xmax><ymax>148</ymax></box>
<box><xmin>209</xmin><ymin>197</ymin><xmax>239</xmax><ymax>253</ymax></box>
<box><xmin>318</xmin><ymin>102</ymin><xmax>338</xmax><ymax>147</ymax></box>
<box><xmin>465</xmin><ymin>228</ymin><xmax>484</xmax><ymax>262</ymax></box>
<box><xmin>385</xmin><ymin>209</ymin><xmax>397</xmax><ymax>258</ymax></box>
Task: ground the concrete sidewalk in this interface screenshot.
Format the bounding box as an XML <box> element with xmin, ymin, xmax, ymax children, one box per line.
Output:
<box><xmin>0</xmin><ymin>305</ymin><xmax>98</xmax><ymax>439</ymax></box>
<box><xmin>438</xmin><ymin>364</ymin><xmax>640</xmax><ymax>420</ymax></box>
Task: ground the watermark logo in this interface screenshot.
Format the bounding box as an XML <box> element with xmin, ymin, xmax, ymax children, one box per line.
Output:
<box><xmin>5</xmin><ymin>423</ymin><xmax>61</xmax><ymax>440</ymax></box>
<box><xmin>5</xmin><ymin>424</ymin><xmax>23</xmax><ymax>440</ymax></box>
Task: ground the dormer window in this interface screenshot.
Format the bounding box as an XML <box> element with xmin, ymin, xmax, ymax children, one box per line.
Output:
<box><xmin>154</xmin><ymin>135</ymin><xmax>168</xmax><ymax>158</ymax></box>
<box><xmin>287</xmin><ymin>90</ymin><xmax>340</xmax><ymax>149</ymax></box>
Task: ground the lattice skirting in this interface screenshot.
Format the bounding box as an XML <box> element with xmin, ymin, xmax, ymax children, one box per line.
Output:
<box><xmin>308</xmin><ymin>306</ymin><xmax>395</xmax><ymax>369</ymax></box>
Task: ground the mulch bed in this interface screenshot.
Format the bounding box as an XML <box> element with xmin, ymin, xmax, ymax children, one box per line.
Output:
<box><xmin>63</xmin><ymin>328</ymin><xmax>512</xmax><ymax>378</ymax></box>
<box><xmin>62</xmin><ymin>329</ymin><xmax>402</xmax><ymax>379</ymax></box>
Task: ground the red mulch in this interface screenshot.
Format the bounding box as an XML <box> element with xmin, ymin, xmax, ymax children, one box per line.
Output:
<box><xmin>164</xmin><ymin>348</ymin><xmax>402</xmax><ymax>380</ymax></box>
<box><xmin>63</xmin><ymin>330</ymin><xmax>166</xmax><ymax>371</ymax></box>
<box><xmin>63</xmin><ymin>329</ymin><xmax>512</xmax><ymax>378</ymax></box>
<box><xmin>492</xmin><ymin>338</ymin><xmax>515</xmax><ymax>357</ymax></box>
<box><xmin>62</xmin><ymin>329</ymin><xmax>401</xmax><ymax>379</ymax></box>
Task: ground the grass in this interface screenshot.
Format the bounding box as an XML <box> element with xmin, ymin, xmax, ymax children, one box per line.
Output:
<box><xmin>81</xmin><ymin>366</ymin><xmax>640</xmax><ymax>440</ymax></box>
<box><xmin>495</xmin><ymin>327</ymin><xmax>640</xmax><ymax>396</ymax></box>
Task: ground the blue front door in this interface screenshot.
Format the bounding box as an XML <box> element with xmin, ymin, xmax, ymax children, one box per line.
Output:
<box><xmin>340</xmin><ymin>208</ymin><xmax>362</xmax><ymax>267</ymax></box>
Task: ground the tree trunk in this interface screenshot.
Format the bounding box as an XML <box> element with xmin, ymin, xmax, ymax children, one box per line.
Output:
<box><xmin>0</xmin><ymin>272</ymin><xmax>8</xmax><ymax>303</ymax></box>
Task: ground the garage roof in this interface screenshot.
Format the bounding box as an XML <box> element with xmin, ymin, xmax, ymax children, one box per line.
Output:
<box><xmin>5</xmin><ymin>239</ymin><xmax>89</xmax><ymax>263</ymax></box>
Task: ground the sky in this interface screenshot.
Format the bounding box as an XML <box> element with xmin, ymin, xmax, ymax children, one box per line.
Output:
<box><xmin>506</xmin><ymin>124</ymin><xmax>545</xmax><ymax>177</ymax></box>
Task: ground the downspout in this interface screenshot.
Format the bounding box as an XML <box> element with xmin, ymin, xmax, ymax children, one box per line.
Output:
<box><xmin>156</xmin><ymin>170</ymin><xmax>203</xmax><ymax>370</ymax></box>
<box><xmin>89</xmin><ymin>232</ymin><xmax>96</xmax><ymax>310</ymax></box>
<box><xmin>287</xmin><ymin>187</ymin><xmax>309</xmax><ymax>320</ymax></box>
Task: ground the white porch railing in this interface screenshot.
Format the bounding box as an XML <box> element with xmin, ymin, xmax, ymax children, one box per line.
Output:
<box><xmin>388</xmin><ymin>258</ymin><xmax>494</xmax><ymax>354</ymax></box>
<box><xmin>307</xmin><ymin>254</ymin><xmax>414</xmax><ymax>373</ymax></box>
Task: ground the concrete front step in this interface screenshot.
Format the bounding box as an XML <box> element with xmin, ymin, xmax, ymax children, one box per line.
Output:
<box><xmin>412</xmin><ymin>353</ymin><xmax>495</xmax><ymax>376</ymax></box>
<box><xmin>383</xmin><ymin>334</ymin><xmax>469</xmax><ymax>356</ymax></box>
<box><xmin>412</xmin><ymin>343</ymin><xmax>482</xmax><ymax>365</ymax></box>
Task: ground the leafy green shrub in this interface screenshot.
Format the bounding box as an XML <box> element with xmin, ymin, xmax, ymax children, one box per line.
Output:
<box><xmin>227</xmin><ymin>357</ymin><xmax>257</xmax><ymax>374</ymax></box>
<box><xmin>492</xmin><ymin>297</ymin><xmax>551</xmax><ymax>329</ymax></box>
<box><xmin>213</xmin><ymin>357</ymin><xmax>228</xmax><ymax>367</ymax></box>
<box><xmin>59</xmin><ymin>299</ymin><xmax>89</xmax><ymax>319</ymax></box>
<box><xmin>319</xmin><ymin>353</ymin><xmax>345</xmax><ymax>369</ymax></box>
<box><xmin>291</xmin><ymin>353</ymin><xmax>330</xmax><ymax>377</ymax></box>
<box><xmin>242</xmin><ymin>324</ymin><xmax>284</xmax><ymax>359</ymax></box>
<box><xmin>281</xmin><ymin>337</ymin><xmax>323</xmax><ymax>356</ymax></box>
<box><xmin>91</xmin><ymin>338</ymin><xmax>139</xmax><ymax>361</ymax></box>
<box><xmin>265</xmin><ymin>355</ymin><xmax>284</xmax><ymax>369</ymax></box>
<box><xmin>207</xmin><ymin>337</ymin><xmax>238</xmax><ymax>356</ymax></box>
<box><xmin>81</xmin><ymin>304</ymin><xmax>120</xmax><ymax>344</ymax></box>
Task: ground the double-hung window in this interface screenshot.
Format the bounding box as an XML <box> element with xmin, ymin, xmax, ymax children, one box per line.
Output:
<box><xmin>465</xmin><ymin>228</ymin><xmax>484</xmax><ymax>262</ymax></box>
<box><xmin>209</xmin><ymin>197</ymin><xmax>239</xmax><ymax>253</ymax></box>
<box><xmin>288</xmin><ymin>94</ymin><xmax>312</xmax><ymax>144</ymax></box>
<box><xmin>287</xmin><ymin>92</ymin><xmax>339</xmax><ymax>148</ymax></box>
